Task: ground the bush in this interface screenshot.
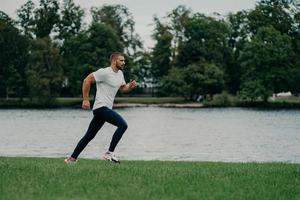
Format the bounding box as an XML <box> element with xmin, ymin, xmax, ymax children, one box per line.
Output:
<box><xmin>204</xmin><ymin>92</ymin><xmax>236</xmax><ymax>107</ymax></box>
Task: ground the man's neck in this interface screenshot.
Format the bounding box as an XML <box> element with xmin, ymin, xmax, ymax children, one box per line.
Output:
<box><xmin>111</xmin><ymin>65</ymin><xmax>119</xmax><ymax>73</ymax></box>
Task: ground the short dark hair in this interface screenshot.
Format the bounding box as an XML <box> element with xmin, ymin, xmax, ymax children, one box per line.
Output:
<box><xmin>110</xmin><ymin>52</ymin><xmax>124</xmax><ymax>62</ymax></box>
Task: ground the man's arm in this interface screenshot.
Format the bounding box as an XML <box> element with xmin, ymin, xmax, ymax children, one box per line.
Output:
<box><xmin>82</xmin><ymin>73</ymin><xmax>96</xmax><ymax>110</ymax></box>
<box><xmin>119</xmin><ymin>80</ymin><xmax>137</xmax><ymax>93</ymax></box>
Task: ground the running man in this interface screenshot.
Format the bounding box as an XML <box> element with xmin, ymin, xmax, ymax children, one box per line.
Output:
<box><xmin>64</xmin><ymin>52</ymin><xmax>137</xmax><ymax>164</ymax></box>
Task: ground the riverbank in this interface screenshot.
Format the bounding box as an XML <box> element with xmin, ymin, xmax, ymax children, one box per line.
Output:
<box><xmin>0</xmin><ymin>96</ymin><xmax>300</xmax><ymax>109</ymax></box>
<box><xmin>0</xmin><ymin>157</ymin><xmax>299</xmax><ymax>200</ymax></box>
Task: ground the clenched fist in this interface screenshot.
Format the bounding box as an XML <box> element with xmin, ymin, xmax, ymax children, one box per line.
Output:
<box><xmin>82</xmin><ymin>100</ymin><xmax>90</xmax><ymax>110</ymax></box>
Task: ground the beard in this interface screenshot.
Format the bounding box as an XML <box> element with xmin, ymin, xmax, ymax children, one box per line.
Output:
<box><xmin>117</xmin><ymin>64</ymin><xmax>124</xmax><ymax>70</ymax></box>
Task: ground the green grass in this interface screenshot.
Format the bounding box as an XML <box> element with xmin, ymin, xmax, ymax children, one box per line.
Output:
<box><xmin>0</xmin><ymin>157</ymin><xmax>299</xmax><ymax>200</ymax></box>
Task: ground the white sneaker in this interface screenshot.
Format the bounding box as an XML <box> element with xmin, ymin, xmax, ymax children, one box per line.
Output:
<box><xmin>102</xmin><ymin>152</ymin><xmax>120</xmax><ymax>164</ymax></box>
<box><xmin>64</xmin><ymin>157</ymin><xmax>77</xmax><ymax>164</ymax></box>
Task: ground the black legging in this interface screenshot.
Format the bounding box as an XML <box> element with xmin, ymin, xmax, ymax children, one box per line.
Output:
<box><xmin>71</xmin><ymin>106</ymin><xmax>128</xmax><ymax>159</ymax></box>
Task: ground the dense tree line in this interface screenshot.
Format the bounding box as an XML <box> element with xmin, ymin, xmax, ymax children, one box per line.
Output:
<box><xmin>0</xmin><ymin>0</ymin><xmax>299</xmax><ymax>103</ymax></box>
<box><xmin>154</xmin><ymin>0</ymin><xmax>300</xmax><ymax>101</ymax></box>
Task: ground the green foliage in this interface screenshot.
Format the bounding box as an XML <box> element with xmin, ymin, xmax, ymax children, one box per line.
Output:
<box><xmin>203</xmin><ymin>91</ymin><xmax>237</xmax><ymax>107</ymax></box>
<box><xmin>1</xmin><ymin>0</ymin><xmax>300</xmax><ymax>101</ymax></box>
<box><xmin>17</xmin><ymin>0</ymin><xmax>35</xmax><ymax>37</ymax></box>
<box><xmin>200</xmin><ymin>63</ymin><xmax>225</xmax><ymax>97</ymax></box>
<box><xmin>239</xmin><ymin>26</ymin><xmax>293</xmax><ymax>101</ymax></box>
<box><xmin>91</xmin><ymin>4</ymin><xmax>142</xmax><ymax>55</ymax></box>
<box><xmin>153</xmin><ymin>7</ymin><xmax>229</xmax><ymax>97</ymax></box>
<box><xmin>26</xmin><ymin>37</ymin><xmax>63</xmax><ymax>104</ymax></box>
<box><xmin>0</xmin><ymin>17</ymin><xmax>29</xmax><ymax>99</ymax></box>
<box><xmin>230</xmin><ymin>0</ymin><xmax>299</xmax><ymax>100</ymax></box>
<box><xmin>128</xmin><ymin>51</ymin><xmax>152</xmax><ymax>86</ymax></box>
<box><xmin>239</xmin><ymin>79</ymin><xmax>271</xmax><ymax>101</ymax></box>
<box><xmin>0</xmin><ymin>11</ymin><xmax>15</xmax><ymax>26</ymax></box>
<box><xmin>176</xmin><ymin>14</ymin><xmax>231</xmax><ymax>67</ymax></box>
<box><xmin>226</xmin><ymin>11</ymin><xmax>249</xmax><ymax>94</ymax></box>
<box><xmin>167</xmin><ymin>5</ymin><xmax>192</xmax><ymax>61</ymax></box>
<box><xmin>162</xmin><ymin>62</ymin><xmax>225</xmax><ymax>100</ymax></box>
<box><xmin>161</xmin><ymin>67</ymin><xmax>186</xmax><ymax>97</ymax></box>
<box><xmin>17</xmin><ymin>0</ymin><xmax>60</xmax><ymax>38</ymax></box>
<box><xmin>151</xmin><ymin>17</ymin><xmax>173</xmax><ymax>83</ymax></box>
<box><xmin>88</xmin><ymin>23</ymin><xmax>124</xmax><ymax>67</ymax></box>
<box><xmin>248</xmin><ymin>0</ymin><xmax>293</xmax><ymax>35</ymax></box>
<box><xmin>34</xmin><ymin>0</ymin><xmax>60</xmax><ymax>38</ymax></box>
<box><xmin>57</xmin><ymin>0</ymin><xmax>84</xmax><ymax>41</ymax></box>
<box><xmin>289</xmin><ymin>64</ymin><xmax>300</xmax><ymax>95</ymax></box>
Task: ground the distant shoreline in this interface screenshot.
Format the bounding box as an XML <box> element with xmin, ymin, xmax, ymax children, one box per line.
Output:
<box><xmin>1</xmin><ymin>96</ymin><xmax>300</xmax><ymax>109</ymax></box>
<box><xmin>113</xmin><ymin>103</ymin><xmax>204</xmax><ymax>108</ymax></box>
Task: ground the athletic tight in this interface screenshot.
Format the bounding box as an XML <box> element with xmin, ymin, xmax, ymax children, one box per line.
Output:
<box><xmin>71</xmin><ymin>106</ymin><xmax>128</xmax><ymax>159</ymax></box>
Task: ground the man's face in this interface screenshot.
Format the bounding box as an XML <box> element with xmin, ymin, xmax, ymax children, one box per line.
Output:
<box><xmin>116</xmin><ymin>56</ymin><xmax>125</xmax><ymax>70</ymax></box>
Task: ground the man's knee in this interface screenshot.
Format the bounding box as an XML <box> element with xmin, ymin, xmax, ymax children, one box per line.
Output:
<box><xmin>120</xmin><ymin>121</ymin><xmax>128</xmax><ymax>131</ymax></box>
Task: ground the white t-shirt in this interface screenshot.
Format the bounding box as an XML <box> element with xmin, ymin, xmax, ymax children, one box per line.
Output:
<box><xmin>92</xmin><ymin>67</ymin><xmax>126</xmax><ymax>110</ymax></box>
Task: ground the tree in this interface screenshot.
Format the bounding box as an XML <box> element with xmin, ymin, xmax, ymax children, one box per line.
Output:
<box><xmin>130</xmin><ymin>51</ymin><xmax>152</xmax><ymax>88</ymax></box>
<box><xmin>247</xmin><ymin>0</ymin><xmax>293</xmax><ymax>35</ymax></box>
<box><xmin>200</xmin><ymin>63</ymin><xmax>225</xmax><ymax>98</ymax></box>
<box><xmin>151</xmin><ymin>17</ymin><xmax>173</xmax><ymax>84</ymax></box>
<box><xmin>17</xmin><ymin>0</ymin><xmax>35</xmax><ymax>38</ymax></box>
<box><xmin>34</xmin><ymin>0</ymin><xmax>60</xmax><ymax>38</ymax></box>
<box><xmin>26</xmin><ymin>37</ymin><xmax>63</xmax><ymax>104</ymax></box>
<box><xmin>0</xmin><ymin>12</ymin><xmax>29</xmax><ymax>99</ymax></box>
<box><xmin>167</xmin><ymin>5</ymin><xmax>191</xmax><ymax>63</ymax></box>
<box><xmin>176</xmin><ymin>14</ymin><xmax>231</xmax><ymax>68</ymax></box>
<box><xmin>161</xmin><ymin>67</ymin><xmax>187</xmax><ymax>98</ymax></box>
<box><xmin>289</xmin><ymin>1</ymin><xmax>300</xmax><ymax>95</ymax></box>
<box><xmin>0</xmin><ymin>11</ymin><xmax>15</xmax><ymax>26</ymax></box>
<box><xmin>56</xmin><ymin>0</ymin><xmax>84</xmax><ymax>96</ymax></box>
<box><xmin>239</xmin><ymin>26</ymin><xmax>293</xmax><ymax>101</ymax></box>
<box><xmin>289</xmin><ymin>66</ymin><xmax>300</xmax><ymax>95</ymax></box>
<box><xmin>90</xmin><ymin>4</ymin><xmax>142</xmax><ymax>56</ymax></box>
<box><xmin>162</xmin><ymin>62</ymin><xmax>224</xmax><ymax>100</ymax></box>
<box><xmin>87</xmin><ymin>23</ymin><xmax>124</xmax><ymax>68</ymax></box>
<box><xmin>57</xmin><ymin>0</ymin><xmax>84</xmax><ymax>41</ymax></box>
<box><xmin>225</xmin><ymin>11</ymin><xmax>249</xmax><ymax>94</ymax></box>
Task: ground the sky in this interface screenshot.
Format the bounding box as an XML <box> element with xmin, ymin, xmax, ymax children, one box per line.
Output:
<box><xmin>1</xmin><ymin>0</ymin><xmax>258</xmax><ymax>48</ymax></box>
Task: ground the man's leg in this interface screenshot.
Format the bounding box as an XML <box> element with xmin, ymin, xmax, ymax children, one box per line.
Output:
<box><xmin>71</xmin><ymin>115</ymin><xmax>105</xmax><ymax>159</ymax></box>
<box><xmin>104</xmin><ymin>108</ymin><xmax>128</xmax><ymax>152</ymax></box>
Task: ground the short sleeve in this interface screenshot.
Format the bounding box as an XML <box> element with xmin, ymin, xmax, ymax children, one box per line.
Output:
<box><xmin>121</xmin><ymin>72</ymin><xmax>126</xmax><ymax>86</ymax></box>
<box><xmin>93</xmin><ymin>68</ymin><xmax>106</xmax><ymax>82</ymax></box>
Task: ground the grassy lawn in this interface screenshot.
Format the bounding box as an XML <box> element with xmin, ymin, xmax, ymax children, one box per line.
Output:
<box><xmin>0</xmin><ymin>157</ymin><xmax>299</xmax><ymax>200</ymax></box>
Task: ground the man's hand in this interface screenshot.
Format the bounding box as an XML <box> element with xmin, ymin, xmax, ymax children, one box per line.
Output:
<box><xmin>120</xmin><ymin>80</ymin><xmax>137</xmax><ymax>93</ymax></box>
<box><xmin>128</xmin><ymin>80</ymin><xmax>137</xmax><ymax>90</ymax></box>
<box><xmin>82</xmin><ymin>100</ymin><xmax>90</xmax><ymax>110</ymax></box>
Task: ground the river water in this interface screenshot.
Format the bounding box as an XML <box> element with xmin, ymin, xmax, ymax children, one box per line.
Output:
<box><xmin>0</xmin><ymin>107</ymin><xmax>299</xmax><ymax>163</ymax></box>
